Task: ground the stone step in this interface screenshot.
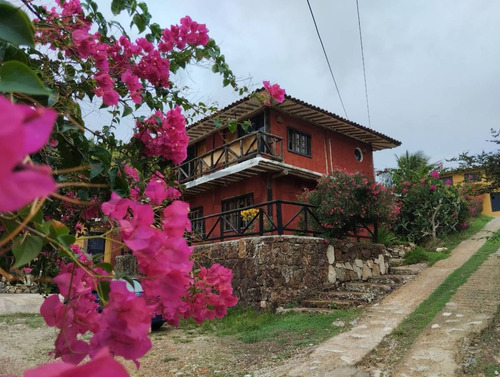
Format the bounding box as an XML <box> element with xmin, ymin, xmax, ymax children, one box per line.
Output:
<box><xmin>390</xmin><ymin>262</ymin><xmax>427</xmax><ymax>275</ymax></box>
<box><xmin>368</xmin><ymin>274</ymin><xmax>415</xmax><ymax>285</ymax></box>
<box><xmin>302</xmin><ymin>299</ymin><xmax>366</xmax><ymax>309</ymax></box>
<box><xmin>388</xmin><ymin>258</ymin><xmax>406</xmax><ymax>267</ymax></box>
<box><xmin>343</xmin><ymin>281</ymin><xmax>395</xmax><ymax>295</ymax></box>
<box><xmin>322</xmin><ymin>290</ymin><xmax>377</xmax><ymax>302</ymax></box>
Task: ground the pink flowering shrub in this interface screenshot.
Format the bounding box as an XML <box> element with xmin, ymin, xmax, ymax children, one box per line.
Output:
<box><xmin>301</xmin><ymin>169</ymin><xmax>398</xmax><ymax>242</ymax></box>
<box><xmin>0</xmin><ymin>0</ymin><xmax>284</xmax><ymax>374</ymax></box>
<box><xmin>0</xmin><ymin>97</ymin><xmax>57</xmax><ymax>212</ymax></box>
<box><xmin>393</xmin><ymin>170</ymin><xmax>469</xmax><ymax>242</ymax></box>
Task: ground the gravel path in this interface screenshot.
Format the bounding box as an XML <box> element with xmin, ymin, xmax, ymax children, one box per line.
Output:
<box><xmin>255</xmin><ymin>217</ymin><xmax>500</xmax><ymax>377</ymax></box>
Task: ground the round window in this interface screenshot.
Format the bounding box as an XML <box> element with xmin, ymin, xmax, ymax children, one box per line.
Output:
<box><xmin>354</xmin><ymin>148</ymin><xmax>363</xmax><ymax>162</ymax></box>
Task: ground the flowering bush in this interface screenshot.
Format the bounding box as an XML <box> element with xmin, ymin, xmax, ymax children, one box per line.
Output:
<box><xmin>0</xmin><ymin>0</ymin><xmax>264</xmax><ymax>375</ymax></box>
<box><xmin>301</xmin><ymin>169</ymin><xmax>398</xmax><ymax>242</ymax></box>
<box><xmin>393</xmin><ymin>170</ymin><xmax>469</xmax><ymax>243</ymax></box>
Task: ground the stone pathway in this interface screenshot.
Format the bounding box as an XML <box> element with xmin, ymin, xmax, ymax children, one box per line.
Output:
<box><xmin>255</xmin><ymin>217</ymin><xmax>500</xmax><ymax>377</ymax></box>
<box><xmin>391</xmin><ymin>245</ymin><xmax>500</xmax><ymax>377</ymax></box>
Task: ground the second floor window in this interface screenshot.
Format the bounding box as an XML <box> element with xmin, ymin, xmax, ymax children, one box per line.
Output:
<box><xmin>221</xmin><ymin>193</ymin><xmax>254</xmax><ymax>232</ymax></box>
<box><xmin>288</xmin><ymin>127</ymin><xmax>311</xmax><ymax>157</ymax></box>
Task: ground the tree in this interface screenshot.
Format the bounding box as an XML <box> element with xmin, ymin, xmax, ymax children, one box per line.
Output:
<box><xmin>390</xmin><ymin>150</ymin><xmax>433</xmax><ymax>186</ymax></box>
<box><xmin>451</xmin><ymin>129</ymin><xmax>500</xmax><ymax>190</ymax></box>
<box><xmin>392</xmin><ymin>170</ymin><xmax>469</xmax><ymax>243</ymax></box>
<box><xmin>0</xmin><ymin>1</ymin><xmax>285</xmax><ymax>375</ymax></box>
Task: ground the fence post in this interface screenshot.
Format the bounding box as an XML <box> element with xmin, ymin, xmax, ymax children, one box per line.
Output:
<box><xmin>303</xmin><ymin>205</ymin><xmax>308</xmax><ymax>234</ymax></box>
<box><xmin>220</xmin><ymin>214</ymin><xmax>224</xmax><ymax>242</ymax></box>
<box><xmin>373</xmin><ymin>220</ymin><xmax>379</xmax><ymax>243</ymax></box>
<box><xmin>259</xmin><ymin>208</ymin><xmax>264</xmax><ymax>236</ymax></box>
<box><xmin>276</xmin><ymin>201</ymin><xmax>283</xmax><ymax>235</ymax></box>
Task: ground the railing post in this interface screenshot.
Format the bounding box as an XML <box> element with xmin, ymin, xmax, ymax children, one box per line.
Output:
<box><xmin>303</xmin><ymin>206</ymin><xmax>308</xmax><ymax>234</ymax></box>
<box><xmin>220</xmin><ymin>214</ymin><xmax>224</xmax><ymax>242</ymax></box>
<box><xmin>259</xmin><ymin>208</ymin><xmax>264</xmax><ymax>236</ymax></box>
<box><xmin>276</xmin><ymin>201</ymin><xmax>283</xmax><ymax>235</ymax></box>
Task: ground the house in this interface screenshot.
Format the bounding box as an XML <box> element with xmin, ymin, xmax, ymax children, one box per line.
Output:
<box><xmin>180</xmin><ymin>90</ymin><xmax>401</xmax><ymax>242</ymax></box>
<box><xmin>440</xmin><ymin>169</ymin><xmax>500</xmax><ymax>217</ymax></box>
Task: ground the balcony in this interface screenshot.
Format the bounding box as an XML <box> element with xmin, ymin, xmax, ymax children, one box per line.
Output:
<box><xmin>178</xmin><ymin>131</ymin><xmax>283</xmax><ymax>184</ymax></box>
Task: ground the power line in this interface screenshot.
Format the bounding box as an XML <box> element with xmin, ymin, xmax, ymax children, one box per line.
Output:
<box><xmin>306</xmin><ymin>0</ymin><xmax>348</xmax><ymax>119</ymax></box>
<box><xmin>355</xmin><ymin>0</ymin><xmax>372</xmax><ymax>127</ymax></box>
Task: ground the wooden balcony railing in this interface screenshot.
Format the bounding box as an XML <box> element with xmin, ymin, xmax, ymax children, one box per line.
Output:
<box><xmin>187</xmin><ymin>200</ymin><xmax>376</xmax><ymax>244</ymax></box>
<box><xmin>187</xmin><ymin>200</ymin><xmax>322</xmax><ymax>243</ymax></box>
<box><xmin>178</xmin><ymin>131</ymin><xmax>283</xmax><ymax>184</ymax></box>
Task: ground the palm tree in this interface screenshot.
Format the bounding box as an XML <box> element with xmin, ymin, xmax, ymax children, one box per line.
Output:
<box><xmin>391</xmin><ymin>150</ymin><xmax>433</xmax><ymax>185</ymax></box>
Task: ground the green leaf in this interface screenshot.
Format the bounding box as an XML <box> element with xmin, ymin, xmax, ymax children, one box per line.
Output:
<box><xmin>90</xmin><ymin>146</ymin><xmax>112</xmax><ymax>165</ymax></box>
<box><xmin>90</xmin><ymin>162</ymin><xmax>105</xmax><ymax>179</ymax></box>
<box><xmin>57</xmin><ymin>234</ymin><xmax>76</xmax><ymax>248</ymax></box>
<box><xmin>122</xmin><ymin>104</ymin><xmax>133</xmax><ymax>117</ymax></box>
<box><xmin>12</xmin><ymin>235</ymin><xmax>43</xmax><ymax>268</ymax></box>
<box><xmin>2</xmin><ymin>45</ymin><xmax>28</xmax><ymax>64</ymax></box>
<box><xmin>18</xmin><ymin>205</ymin><xmax>43</xmax><ymax>224</ymax></box>
<box><xmin>49</xmin><ymin>220</ymin><xmax>70</xmax><ymax>239</ymax></box>
<box><xmin>111</xmin><ymin>0</ymin><xmax>126</xmax><ymax>15</ymax></box>
<box><xmin>0</xmin><ymin>2</ymin><xmax>34</xmax><ymax>47</ymax></box>
<box><xmin>0</xmin><ymin>61</ymin><xmax>50</xmax><ymax>95</ymax></box>
<box><xmin>132</xmin><ymin>13</ymin><xmax>146</xmax><ymax>33</ymax></box>
<box><xmin>97</xmin><ymin>279</ymin><xmax>111</xmax><ymax>302</ymax></box>
<box><xmin>35</xmin><ymin>222</ymin><xmax>51</xmax><ymax>236</ymax></box>
<box><xmin>95</xmin><ymin>262</ymin><xmax>113</xmax><ymax>273</ymax></box>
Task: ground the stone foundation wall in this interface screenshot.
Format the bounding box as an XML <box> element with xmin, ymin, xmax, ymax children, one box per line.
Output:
<box><xmin>193</xmin><ymin>236</ymin><xmax>388</xmax><ymax>308</ymax></box>
<box><xmin>0</xmin><ymin>275</ymin><xmax>38</xmax><ymax>293</ymax></box>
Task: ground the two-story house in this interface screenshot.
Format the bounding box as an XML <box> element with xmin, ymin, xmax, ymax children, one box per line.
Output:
<box><xmin>179</xmin><ymin>90</ymin><xmax>401</xmax><ymax>242</ymax></box>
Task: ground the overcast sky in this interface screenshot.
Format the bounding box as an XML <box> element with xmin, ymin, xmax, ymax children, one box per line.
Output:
<box><xmin>138</xmin><ymin>0</ymin><xmax>498</xmax><ymax>171</ymax></box>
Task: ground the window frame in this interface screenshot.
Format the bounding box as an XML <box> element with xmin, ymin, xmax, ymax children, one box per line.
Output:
<box><xmin>189</xmin><ymin>206</ymin><xmax>205</xmax><ymax>237</ymax></box>
<box><xmin>464</xmin><ymin>172</ymin><xmax>482</xmax><ymax>183</ymax></box>
<box><xmin>221</xmin><ymin>193</ymin><xmax>254</xmax><ymax>232</ymax></box>
<box><xmin>287</xmin><ymin>127</ymin><xmax>312</xmax><ymax>157</ymax></box>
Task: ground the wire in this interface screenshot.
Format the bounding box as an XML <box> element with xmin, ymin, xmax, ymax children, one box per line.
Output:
<box><xmin>355</xmin><ymin>0</ymin><xmax>372</xmax><ymax>127</ymax></box>
<box><xmin>306</xmin><ymin>0</ymin><xmax>349</xmax><ymax>119</ymax></box>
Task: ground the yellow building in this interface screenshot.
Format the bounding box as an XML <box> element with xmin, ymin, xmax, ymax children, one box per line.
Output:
<box><xmin>441</xmin><ymin>170</ymin><xmax>500</xmax><ymax>217</ymax></box>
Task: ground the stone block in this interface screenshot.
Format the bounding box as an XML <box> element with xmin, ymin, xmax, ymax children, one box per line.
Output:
<box><xmin>344</xmin><ymin>262</ymin><xmax>353</xmax><ymax>271</ymax></box>
<box><xmin>327</xmin><ymin>245</ymin><xmax>335</xmax><ymax>264</ymax></box>
<box><xmin>362</xmin><ymin>266</ymin><xmax>372</xmax><ymax>281</ymax></box>
<box><xmin>328</xmin><ymin>265</ymin><xmax>337</xmax><ymax>283</ymax></box>
<box><xmin>353</xmin><ymin>265</ymin><xmax>362</xmax><ymax>280</ymax></box>
<box><xmin>336</xmin><ymin>267</ymin><xmax>346</xmax><ymax>282</ymax></box>
<box><xmin>354</xmin><ymin>259</ymin><xmax>364</xmax><ymax>268</ymax></box>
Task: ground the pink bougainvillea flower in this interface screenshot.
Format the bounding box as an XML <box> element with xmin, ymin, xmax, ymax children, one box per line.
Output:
<box><xmin>0</xmin><ymin>96</ymin><xmax>57</xmax><ymax>212</ymax></box>
<box><xmin>144</xmin><ymin>173</ymin><xmax>168</xmax><ymax>205</ymax></box>
<box><xmin>430</xmin><ymin>170</ymin><xmax>440</xmax><ymax>179</ymax></box>
<box><xmin>430</xmin><ymin>185</ymin><xmax>437</xmax><ymax>191</ymax></box>
<box><xmin>24</xmin><ymin>347</ymin><xmax>129</xmax><ymax>377</ymax></box>
<box><xmin>90</xmin><ymin>281</ymin><xmax>154</xmax><ymax>366</ymax></box>
<box><xmin>263</xmin><ymin>81</ymin><xmax>286</xmax><ymax>103</ymax></box>
<box><xmin>133</xmin><ymin>106</ymin><xmax>189</xmax><ymax>164</ymax></box>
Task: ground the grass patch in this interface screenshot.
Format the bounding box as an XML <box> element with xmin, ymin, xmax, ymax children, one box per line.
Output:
<box><xmin>180</xmin><ymin>307</ymin><xmax>361</xmax><ymax>347</ymax></box>
<box><xmin>0</xmin><ymin>313</ymin><xmax>45</xmax><ymax>328</ymax></box>
<box><xmin>404</xmin><ymin>215</ymin><xmax>493</xmax><ymax>266</ymax></box>
<box><xmin>363</xmin><ymin>225</ymin><xmax>500</xmax><ymax>370</ymax></box>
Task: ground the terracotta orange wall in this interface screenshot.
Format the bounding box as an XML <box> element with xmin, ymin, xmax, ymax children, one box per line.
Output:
<box><xmin>186</xmin><ymin>175</ymin><xmax>267</xmax><ymax>212</ymax></box>
<box><xmin>268</xmin><ymin>110</ymin><xmax>375</xmax><ymax>180</ymax></box>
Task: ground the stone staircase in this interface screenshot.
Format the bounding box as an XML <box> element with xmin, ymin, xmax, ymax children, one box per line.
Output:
<box><xmin>290</xmin><ymin>260</ymin><xmax>427</xmax><ymax>313</ymax></box>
